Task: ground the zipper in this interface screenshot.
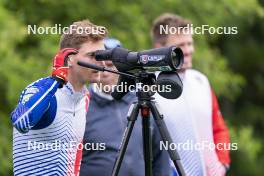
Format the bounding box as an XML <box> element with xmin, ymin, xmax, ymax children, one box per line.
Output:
<box><xmin>73</xmin><ymin>98</ymin><xmax>77</xmax><ymax>117</ymax></box>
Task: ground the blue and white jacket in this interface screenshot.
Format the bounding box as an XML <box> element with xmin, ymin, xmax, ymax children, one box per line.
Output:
<box><xmin>11</xmin><ymin>77</ymin><xmax>89</xmax><ymax>176</ymax></box>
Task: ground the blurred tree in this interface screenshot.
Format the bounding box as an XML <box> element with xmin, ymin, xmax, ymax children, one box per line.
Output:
<box><xmin>0</xmin><ymin>0</ymin><xmax>263</xmax><ymax>175</ymax></box>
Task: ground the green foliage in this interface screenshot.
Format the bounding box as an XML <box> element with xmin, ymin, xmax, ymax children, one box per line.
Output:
<box><xmin>229</xmin><ymin>126</ymin><xmax>263</xmax><ymax>175</ymax></box>
<box><xmin>0</xmin><ymin>0</ymin><xmax>263</xmax><ymax>175</ymax></box>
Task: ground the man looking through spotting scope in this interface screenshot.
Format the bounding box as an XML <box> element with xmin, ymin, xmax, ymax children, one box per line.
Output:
<box><xmin>151</xmin><ymin>13</ymin><xmax>231</xmax><ymax>176</ymax></box>
<box><xmin>10</xmin><ymin>20</ymin><xmax>107</xmax><ymax>176</ymax></box>
<box><xmin>79</xmin><ymin>38</ymin><xmax>171</xmax><ymax>176</ymax></box>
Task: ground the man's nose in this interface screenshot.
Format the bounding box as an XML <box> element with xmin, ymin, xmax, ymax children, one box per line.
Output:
<box><xmin>180</xmin><ymin>47</ymin><xmax>189</xmax><ymax>56</ymax></box>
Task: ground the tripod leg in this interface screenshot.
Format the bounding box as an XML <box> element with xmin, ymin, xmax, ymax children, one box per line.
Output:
<box><xmin>149</xmin><ymin>101</ymin><xmax>186</xmax><ymax>176</ymax></box>
<box><xmin>141</xmin><ymin>106</ymin><xmax>153</xmax><ymax>176</ymax></box>
<box><xmin>111</xmin><ymin>102</ymin><xmax>140</xmax><ymax>176</ymax></box>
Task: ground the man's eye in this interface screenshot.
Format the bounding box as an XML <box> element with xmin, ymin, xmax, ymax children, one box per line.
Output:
<box><xmin>85</xmin><ymin>52</ymin><xmax>96</xmax><ymax>57</ymax></box>
<box><xmin>178</xmin><ymin>44</ymin><xmax>184</xmax><ymax>47</ymax></box>
<box><xmin>188</xmin><ymin>42</ymin><xmax>193</xmax><ymax>46</ymax></box>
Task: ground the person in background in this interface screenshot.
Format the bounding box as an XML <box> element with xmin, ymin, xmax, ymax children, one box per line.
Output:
<box><xmin>80</xmin><ymin>38</ymin><xmax>171</xmax><ymax>176</ymax></box>
<box><xmin>151</xmin><ymin>13</ymin><xmax>231</xmax><ymax>176</ymax></box>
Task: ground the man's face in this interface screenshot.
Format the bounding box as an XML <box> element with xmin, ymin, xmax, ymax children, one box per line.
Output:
<box><xmin>164</xmin><ymin>33</ymin><xmax>194</xmax><ymax>70</ymax></box>
<box><xmin>69</xmin><ymin>40</ymin><xmax>105</xmax><ymax>84</ymax></box>
<box><xmin>100</xmin><ymin>61</ymin><xmax>119</xmax><ymax>93</ymax></box>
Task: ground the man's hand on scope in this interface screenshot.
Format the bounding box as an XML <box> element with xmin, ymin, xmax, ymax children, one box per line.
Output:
<box><xmin>52</xmin><ymin>48</ymin><xmax>78</xmax><ymax>86</ymax></box>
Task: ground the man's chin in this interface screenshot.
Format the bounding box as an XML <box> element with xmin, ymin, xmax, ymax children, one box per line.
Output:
<box><xmin>89</xmin><ymin>78</ymin><xmax>100</xmax><ymax>83</ymax></box>
<box><xmin>178</xmin><ymin>65</ymin><xmax>192</xmax><ymax>73</ymax></box>
<box><xmin>89</xmin><ymin>73</ymin><xmax>101</xmax><ymax>82</ymax></box>
<box><xmin>181</xmin><ymin>63</ymin><xmax>192</xmax><ymax>69</ymax></box>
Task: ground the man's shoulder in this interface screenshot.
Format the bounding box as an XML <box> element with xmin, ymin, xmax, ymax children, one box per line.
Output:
<box><xmin>186</xmin><ymin>69</ymin><xmax>208</xmax><ymax>78</ymax></box>
<box><xmin>186</xmin><ymin>69</ymin><xmax>210</xmax><ymax>85</ymax></box>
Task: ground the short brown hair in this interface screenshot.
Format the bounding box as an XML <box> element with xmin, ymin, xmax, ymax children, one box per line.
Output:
<box><xmin>60</xmin><ymin>19</ymin><xmax>108</xmax><ymax>49</ymax></box>
<box><xmin>151</xmin><ymin>13</ymin><xmax>191</xmax><ymax>45</ymax></box>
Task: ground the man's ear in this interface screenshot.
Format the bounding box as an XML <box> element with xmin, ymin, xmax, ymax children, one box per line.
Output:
<box><xmin>68</xmin><ymin>56</ymin><xmax>74</xmax><ymax>67</ymax></box>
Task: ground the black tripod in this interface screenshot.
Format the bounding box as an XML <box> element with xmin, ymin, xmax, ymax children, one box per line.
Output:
<box><xmin>111</xmin><ymin>74</ymin><xmax>186</xmax><ymax>176</ymax></box>
<box><xmin>76</xmin><ymin>61</ymin><xmax>186</xmax><ymax>176</ymax></box>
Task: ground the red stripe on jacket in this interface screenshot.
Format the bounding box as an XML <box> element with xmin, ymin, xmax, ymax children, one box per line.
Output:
<box><xmin>211</xmin><ymin>89</ymin><xmax>231</xmax><ymax>165</ymax></box>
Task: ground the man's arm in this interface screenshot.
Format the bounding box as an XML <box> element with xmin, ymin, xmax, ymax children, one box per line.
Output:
<box><xmin>11</xmin><ymin>77</ymin><xmax>60</xmax><ymax>133</ymax></box>
<box><xmin>211</xmin><ymin>89</ymin><xmax>231</xmax><ymax>168</ymax></box>
<box><xmin>10</xmin><ymin>48</ymin><xmax>78</xmax><ymax>133</ymax></box>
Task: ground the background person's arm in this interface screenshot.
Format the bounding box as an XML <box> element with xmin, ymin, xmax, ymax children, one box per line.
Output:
<box><xmin>211</xmin><ymin>89</ymin><xmax>231</xmax><ymax>169</ymax></box>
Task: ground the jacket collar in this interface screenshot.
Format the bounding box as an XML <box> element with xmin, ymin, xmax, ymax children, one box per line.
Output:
<box><xmin>62</xmin><ymin>82</ymin><xmax>88</xmax><ymax>97</ymax></box>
